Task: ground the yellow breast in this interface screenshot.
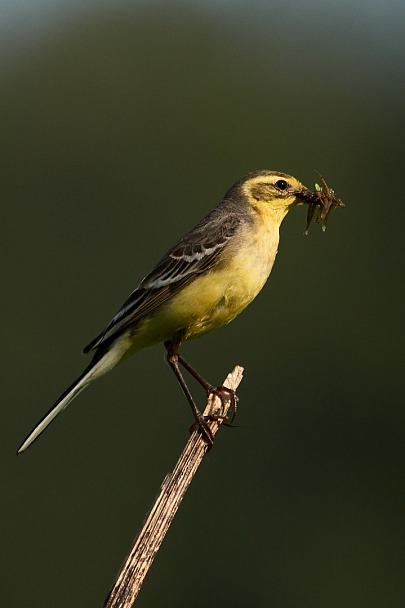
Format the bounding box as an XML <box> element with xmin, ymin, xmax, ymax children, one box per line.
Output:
<box><xmin>175</xmin><ymin>221</ymin><xmax>280</xmax><ymax>339</ymax></box>
<box><xmin>128</xmin><ymin>219</ymin><xmax>281</xmax><ymax>350</ymax></box>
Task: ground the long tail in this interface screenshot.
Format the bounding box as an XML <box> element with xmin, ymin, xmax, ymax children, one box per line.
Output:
<box><xmin>17</xmin><ymin>343</ymin><xmax>126</xmax><ymax>454</ymax></box>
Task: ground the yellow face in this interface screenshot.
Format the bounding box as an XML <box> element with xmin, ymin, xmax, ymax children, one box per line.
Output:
<box><xmin>241</xmin><ymin>170</ymin><xmax>308</xmax><ymax>214</ymax></box>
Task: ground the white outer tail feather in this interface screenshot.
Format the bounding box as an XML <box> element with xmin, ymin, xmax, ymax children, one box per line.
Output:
<box><xmin>17</xmin><ymin>380</ymin><xmax>89</xmax><ymax>453</ymax></box>
<box><xmin>17</xmin><ymin>338</ymin><xmax>128</xmax><ymax>453</ymax></box>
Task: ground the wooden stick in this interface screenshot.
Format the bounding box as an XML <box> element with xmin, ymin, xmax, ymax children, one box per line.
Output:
<box><xmin>104</xmin><ymin>365</ymin><xmax>244</xmax><ymax>608</ymax></box>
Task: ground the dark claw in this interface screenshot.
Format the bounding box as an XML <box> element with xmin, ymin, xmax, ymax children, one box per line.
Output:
<box><xmin>207</xmin><ymin>385</ymin><xmax>238</xmax><ymax>423</ymax></box>
<box><xmin>189</xmin><ymin>414</ymin><xmax>214</xmax><ymax>450</ymax></box>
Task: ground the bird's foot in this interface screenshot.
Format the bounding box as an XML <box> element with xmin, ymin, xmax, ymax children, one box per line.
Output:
<box><xmin>188</xmin><ymin>386</ymin><xmax>239</xmax><ymax>449</ymax></box>
<box><xmin>189</xmin><ymin>414</ymin><xmax>214</xmax><ymax>450</ymax></box>
<box><xmin>207</xmin><ymin>385</ymin><xmax>239</xmax><ymax>424</ymax></box>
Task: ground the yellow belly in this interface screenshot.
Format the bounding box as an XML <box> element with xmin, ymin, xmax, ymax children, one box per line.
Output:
<box><xmin>171</xmin><ymin>252</ymin><xmax>273</xmax><ymax>339</ymax></box>
<box><xmin>126</xmin><ymin>223</ymin><xmax>280</xmax><ymax>351</ymax></box>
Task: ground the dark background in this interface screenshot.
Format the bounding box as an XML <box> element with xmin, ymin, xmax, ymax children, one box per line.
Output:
<box><xmin>2</xmin><ymin>1</ymin><xmax>404</xmax><ymax>607</ymax></box>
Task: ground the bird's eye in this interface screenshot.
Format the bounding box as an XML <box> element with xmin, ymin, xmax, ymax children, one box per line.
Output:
<box><xmin>275</xmin><ymin>179</ymin><xmax>288</xmax><ymax>190</ymax></box>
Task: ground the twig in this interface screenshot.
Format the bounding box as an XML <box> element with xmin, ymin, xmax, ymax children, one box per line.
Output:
<box><xmin>104</xmin><ymin>365</ymin><xmax>244</xmax><ymax>608</ymax></box>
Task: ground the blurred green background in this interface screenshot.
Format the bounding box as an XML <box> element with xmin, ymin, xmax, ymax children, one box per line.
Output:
<box><xmin>2</xmin><ymin>1</ymin><xmax>404</xmax><ymax>607</ymax></box>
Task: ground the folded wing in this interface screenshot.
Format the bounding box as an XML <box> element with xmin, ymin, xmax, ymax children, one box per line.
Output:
<box><xmin>83</xmin><ymin>207</ymin><xmax>241</xmax><ymax>354</ymax></box>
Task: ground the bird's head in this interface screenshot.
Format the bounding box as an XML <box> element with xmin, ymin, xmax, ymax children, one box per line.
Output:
<box><xmin>237</xmin><ymin>170</ymin><xmax>317</xmax><ymax>223</ymax></box>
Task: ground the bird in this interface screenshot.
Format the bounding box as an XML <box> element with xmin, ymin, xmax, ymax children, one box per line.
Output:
<box><xmin>17</xmin><ymin>170</ymin><xmax>317</xmax><ymax>453</ymax></box>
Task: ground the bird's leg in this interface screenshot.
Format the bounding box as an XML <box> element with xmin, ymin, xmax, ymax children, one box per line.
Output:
<box><xmin>165</xmin><ymin>341</ymin><xmax>214</xmax><ymax>449</ymax></box>
<box><xmin>177</xmin><ymin>353</ymin><xmax>239</xmax><ymax>423</ymax></box>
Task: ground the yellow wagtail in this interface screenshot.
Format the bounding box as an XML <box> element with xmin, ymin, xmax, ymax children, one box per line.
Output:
<box><xmin>18</xmin><ymin>170</ymin><xmax>323</xmax><ymax>453</ymax></box>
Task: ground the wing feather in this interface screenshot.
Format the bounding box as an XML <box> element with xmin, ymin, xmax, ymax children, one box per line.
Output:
<box><xmin>83</xmin><ymin>206</ymin><xmax>242</xmax><ymax>353</ymax></box>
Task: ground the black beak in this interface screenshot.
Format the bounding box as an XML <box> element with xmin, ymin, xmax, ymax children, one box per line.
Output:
<box><xmin>295</xmin><ymin>187</ymin><xmax>321</xmax><ymax>205</ymax></box>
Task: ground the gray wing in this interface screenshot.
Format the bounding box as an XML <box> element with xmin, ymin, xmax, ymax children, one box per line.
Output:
<box><xmin>83</xmin><ymin>206</ymin><xmax>242</xmax><ymax>353</ymax></box>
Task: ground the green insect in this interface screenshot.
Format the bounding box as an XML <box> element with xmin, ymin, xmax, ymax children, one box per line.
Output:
<box><xmin>304</xmin><ymin>174</ymin><xmax>344</xmax><ymax>235</ymax></box>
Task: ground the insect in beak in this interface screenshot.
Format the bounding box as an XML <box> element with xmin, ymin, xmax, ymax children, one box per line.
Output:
<box><xmin>297</xmin><ymin>174</ymin><xmax>345</xmax><ymax>234</ymax></box>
